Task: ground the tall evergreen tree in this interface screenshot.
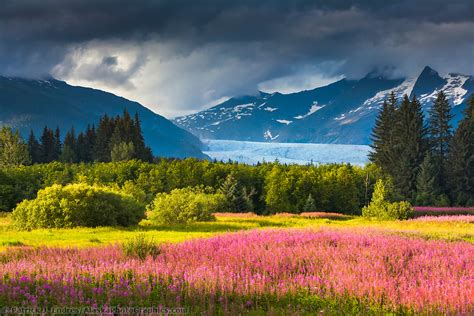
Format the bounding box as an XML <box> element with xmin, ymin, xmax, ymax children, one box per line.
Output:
<box><xmin>428</xmin><ymin>91</ymin><xmax>453</xmax><ymax>194</ymax></box>
<box><xmin>303</xmin><ymin>193</ymin><xmax>317</xmax><ymax>213</ymax></box>
<box><xmin>94</xmin><ymin>115</ymin><xmax>114</xmax><ymax>162</ymax></box>
<box><xmin>415</xmin><ymin>154</ymin><xmax>439</xmax><ymax>206</ymax></box>
<box><xmin>60</xmin><ymin>127</ymin><xmax>77</xmax><ymax>163</ymax></box>
<box><xmin>369</xmin><ymin>92</ymin><xmax>397</xmax><ymax>172</ymax></box>
<box><xmin>53</xmin><ymin>127</ymin><xmax>62</xmax><ymax>160</ymax></box>
<box><xmin>219</xmin><ymin>173</ymin><xmax>252</xmax><ymax>212</ymax></box>
<box><xmin>448</xmin><ymin>94</ymin><xmax>474</xmax><ymax>205</ymax></box>
<box><xmin>27</xmin><ymin>130</ymin><xmax>41</xmax><ymax>164</ymax></box>
<box><xmin>39</xmin><ymin>127</ymin><xmax>56</xmax><ymax>163</ymax></box>
<box><xmin>133</xmin><ymin>112</ymin><xmax>153</xmax><ymax>162</ymax></box>
<box><xmin>391</xmin><ymin>95</ymin><xmax>427</xmax><ymax>201</ymax></box>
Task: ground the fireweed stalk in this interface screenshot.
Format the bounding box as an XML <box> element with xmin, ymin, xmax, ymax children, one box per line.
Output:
<box><xmin>0</xmin><ymin>229</ymin><xmax>472</xmax><ymax>314</ymax></box>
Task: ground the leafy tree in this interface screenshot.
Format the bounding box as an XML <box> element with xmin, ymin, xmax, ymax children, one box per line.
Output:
<box><xmin>369</xmin><ymin>92</ymin><xmax>397</xmax><ymax>172</ymax></box>
<box><xmin>111</xmin><ymin>142</ymin><xmax>135</xmax><ymax>162</ymax></box>
<box><xmin>0</xmin><ymin>126</ymin><xmax>31</xmax><ymax>167</ymax></box>
<box><xmin>448</xmin><ymin>94</ymin><xmax>474</xmax><ymax>205</ymax></box>
<box><xmin>265</xmin><ymin>166</ymin><xmax>292</xmax><ymax>214</ymax></box>
<box><xmin>428</xmin><ymin>91</ymin><xmax>453</xmax><ymax>194</ymax></box>
<box><xmin>362</xmin><ymin>179</ymin><xmax>413</xmax><ymax>220</ymax></box>
<box><xmin>148</xmin><ymin>187</ymin><xmax>220</xmax><ymax>224</ymax></box>
<box><xmin>391</xmin><ymin>95</ymin><xmax>427</xmax><ymax>201</ymax></box>
<box><xmin>415</xmin><ymin>154</ymin><xmax>438</xmax><ymax>206</ymax></box>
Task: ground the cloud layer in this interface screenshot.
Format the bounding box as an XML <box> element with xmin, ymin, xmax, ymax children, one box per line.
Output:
<box><xmin>1</xmin><ymin>0</ymin><xmax>473</xmax><ymax>117</ymax></box>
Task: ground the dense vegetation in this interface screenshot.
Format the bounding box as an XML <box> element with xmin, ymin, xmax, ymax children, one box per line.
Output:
<box><xmin>0</xmin><ymin>160</ymin><xmax>381</xmax><ymax>216</ymax></box>
<box><xmin>12</xmin><ymin>183</ymin><xmax>145</xmax><ymax>229</ymax></box>
<box><xmin>370</xmin><ymin>92</ymin><xmax>473</xmax><ymax>206</ymax></box>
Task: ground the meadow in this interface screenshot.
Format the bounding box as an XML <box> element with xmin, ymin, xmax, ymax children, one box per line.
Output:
<box><xmin>1</xmin><ymin>212</ymin><xmax>473</xmax><ymax>250</ymax></box>
<box><xmin>0</xmin><ymin>212</ymin><xmax>473</xmax><ymax>314</ymax></box>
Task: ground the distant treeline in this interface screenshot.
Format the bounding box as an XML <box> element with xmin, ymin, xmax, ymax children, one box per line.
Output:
<box><xmin>0</xmin><ymin>159</ymin><xmax>383</xmax><ymax>215</ymax></box>
<box><xmin>370</xmin><ymin>92</ymin><xmax>473</xmax><ymax>206</ymax></box>
<box><xmin>26</xmin><ymin>110</ymin><xmax>153</xmax><ymax>164</ymax></box>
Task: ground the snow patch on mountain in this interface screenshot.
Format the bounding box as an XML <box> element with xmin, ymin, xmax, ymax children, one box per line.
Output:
<box><xmin>332</xmin><ymin>78</ymin><xmax>416</xmax><ymax>126</ymax></box>
<box><xmin>419</xmin><ymin>74</ymin><xmax>469</xmax><ymax>106</ymax></box>
<box><xmin>276</xmin><ymin>119</ymin><xmax>292</xmax><ymax>125</ymax></box>
<box><xmin>203</xmin><ymin>139</ymin><xmax>371</xmax><ymax>165</ymax></box>
<box><xmin>295</xmin><ymin>102</ymin><xmax>325</xmax><ymax>119</ymax></box>
<box><xmin>364</xmin><ymin>78</ymin><xmax>417</xmax><ymax>106</ymax></box>
<box><xmin>263</xmin><ymin>130</ymin><xmax>279</xmax><ymax>141</ymax></box>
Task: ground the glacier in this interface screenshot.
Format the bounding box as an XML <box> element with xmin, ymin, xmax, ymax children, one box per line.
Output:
<box><xmin>203</xmin><ymin>139</ymin><xmax>371</xmax><ymax>165</ymax></box>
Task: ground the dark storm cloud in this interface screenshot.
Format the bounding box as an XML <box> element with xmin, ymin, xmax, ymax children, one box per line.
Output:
<box><xmin>0</xmin><ymin>0</ymin><xmax>473</xmax><ymax>115</ymax></box>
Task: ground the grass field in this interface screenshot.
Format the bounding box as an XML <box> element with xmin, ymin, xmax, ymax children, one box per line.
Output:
<box><xmin>1</xmin><ymin>212</ymin><xmax>472</xmax><ymax>250</ymax></box>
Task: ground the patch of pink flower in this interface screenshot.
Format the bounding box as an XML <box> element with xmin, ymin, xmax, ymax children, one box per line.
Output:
<box><xmin>0</xmin><ymin>229</ymin><xmax>472</xmax><ymax>313</ymax></box>
<box><xmin>411</xmin><ymin>215</ymin><xmax>474</xmax><ymax>223</ymax></box>
<box><xmin>413</xmin><ymin>206</ymin><xmax>474</xmax><ymax>217</ymax></box>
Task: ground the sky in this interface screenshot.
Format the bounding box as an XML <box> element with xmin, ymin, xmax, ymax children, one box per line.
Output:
<box><xmin>1</xmin><ymin>0</ymin><xmax>473</xmax><ymax>118</ymax></box>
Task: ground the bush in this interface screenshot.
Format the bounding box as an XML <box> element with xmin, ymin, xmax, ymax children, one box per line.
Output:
<box><xmin>148</xmin><ymin>187</ymin><xmax>223</xmax><ymax>224</ymax></box>
<box><xmin>12</xmin><ymin>183</ymin><xmax>145</xmax><ymax>229</ymax></box>
<box><xmin>362</xmin><ymin>179</ymin><xmax>413</xmax><ymax>220</ymax></box>
<box><xmin>122</xmin><ymin>234</ymin><xmax>161</xmax><ymax>260</ymax></box>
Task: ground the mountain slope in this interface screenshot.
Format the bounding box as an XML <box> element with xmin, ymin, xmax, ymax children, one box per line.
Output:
<box><xmin>175</xmin><ymin>66</ymin><xmax>473</xmax><ymax>145</ymax></box>
<box><xmin>0</xmin><ymin>77</ymin><xmax>207</xmax><ymax>159</ymax></box>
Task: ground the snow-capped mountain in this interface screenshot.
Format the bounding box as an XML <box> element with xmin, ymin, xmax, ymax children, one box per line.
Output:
<box><xmin>174</xmin><ymin>66</ymin><xmax>474</xmax><ymax>145</ymax></box>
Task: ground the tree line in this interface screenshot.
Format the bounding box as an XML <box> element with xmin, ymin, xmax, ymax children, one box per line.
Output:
<box><xmin>370</xmin><ymin>92</ymin><xmax>473</xmax><ymax>206</ymax></box>
<box><xmin>0</xmin><ymin>110</ymin><xmax>153</xmax><ymax>166</ymax></box>
<box><xmin>0</xmin><ymin>159</ymin><xmax>381</xmax><ymax>214</ymax></box>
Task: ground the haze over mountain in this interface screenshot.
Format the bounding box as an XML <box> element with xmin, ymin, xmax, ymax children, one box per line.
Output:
<box><xmin>0</xmin><ymin>76</ymin><xmax>207</xmax><ymax>159</ymax></box>
<box><xmin>175</xmin><ymin>66</ymin><xmax>474</xmax><ymax>145</ymax></box>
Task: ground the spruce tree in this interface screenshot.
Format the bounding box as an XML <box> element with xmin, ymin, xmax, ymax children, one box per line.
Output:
<box><xmin>53</xmin><ymin>127</ymin><xmax>61</xmax><ymax>160</ymax></box>
<box><xmin>391</xmin><ymin>95</ymin><xmax>427</xmax><ymax>201</ymax></box>
<box><xmin>133</xmin><ymin>112</ymin><xmax>153</xmax><ymax>162</ymax></box>
<box><xmin>94</xmin><ymin>115</ymin><xmax>113</xmax><ymax>162</ymax></box>
<box><xmin>27</xmin><ymin>130</ymin><xmax>41</xmax><ymax>164</ymax></box>
<box><xmin>303</xmin><ymin>194</ymin><xmax>317</xmax><ymax>213</ymax></box>
<box><xmin>415</xmin><ymin>154</ymin><xmax>438</xmax><ymax>206</ymax></box>
<box><xmin>39</xmin><ymin>127</ymin><xmax>56</xmax><ymax>163</ymax></box>
<box><xmin>448</xmin><ymin>94</ymin><xmax>474</xmax><ymax>205</ymax></box>
<box><xmin>60</xmin><ymin>127</ymin><xmax>77</xmax><ymax>163</ymax></box>
<box><xmin>428</xmin><ymin>91</ymin><xmax>453</xmax><ymax>194</ymax></box>
<box><xmin>219</xmin><ymin>173</ymin><xmax>252</xmax><ymax>212</ymax></box>
<box><xmin>369</xmin><ymin>92</ymin><xmax>397</xmax><ymax>172</ymax></box>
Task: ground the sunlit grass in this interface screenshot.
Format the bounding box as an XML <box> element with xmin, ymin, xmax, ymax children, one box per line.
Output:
<box><xmin>0</xmin><ymin>212</ymin><xmax>472</xmax><ymax>250</ymax></box>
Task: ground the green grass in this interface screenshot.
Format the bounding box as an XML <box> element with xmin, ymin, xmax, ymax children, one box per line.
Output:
<box><xmin>0</xmin><ymin>212</ymin><xmax>472</xmax><ymax>250</ymax></box>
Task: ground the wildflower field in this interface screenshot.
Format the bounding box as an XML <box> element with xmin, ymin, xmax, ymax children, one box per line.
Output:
<box><xmin>0</xmin><ymin>213</ymin><xmax>473</xmax><ymax>314</ymax></box>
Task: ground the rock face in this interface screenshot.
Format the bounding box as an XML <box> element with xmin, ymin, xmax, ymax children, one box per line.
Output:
<box><xmin>0</xmin><ymin>77</ymin><xmax>207</xmax><ymax>159</ymax></box>
<box><xmin>175</xmin><ymin>66</ymin><xmax>473</xmax><ymax>145</ymax></box>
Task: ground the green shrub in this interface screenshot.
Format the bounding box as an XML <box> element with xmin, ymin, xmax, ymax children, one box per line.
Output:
<box><xmin>122</xmin><ymin>234</ymin><xmax>161</xmax><ymax>260</ymax></box>
<box><xmin>362</xmin><ymin>179</ymin><xmax>413</xmax><ymax>220</ymax></box>
<box><xmin>12</xmin><ymin>183</ymin><xmax>145</xmax><ymax>229</ymax></box>
<box><xmin>148</xmin><ymin>187</ymin><xmax>222</xmax><ymax>224</ymax></box>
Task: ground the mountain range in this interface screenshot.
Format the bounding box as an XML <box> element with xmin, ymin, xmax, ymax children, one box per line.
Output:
<box><xmin>0</xmin><ymin>77</ymin><xmax>207</xmax><ymax>159</ymax></box>
<box><xmin>174</xmin><ymin>66</ymin><xmax>473</xmax><ymax>145</ymax></box>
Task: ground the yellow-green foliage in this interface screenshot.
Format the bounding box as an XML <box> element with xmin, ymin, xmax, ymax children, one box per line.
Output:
<box><xmin>362</xmin><ymin>179</ymin><xmax>414</xmax><ymax>220</ymax></box>
<box><xmin>148</xmin><ymin>187</ymin><xmax>223</xmax><ymax>224</ymax></box>
<box><xmin>12</xmin><ymin>183</ymin><xmax>145</xmax><ymax>230</ymax></box>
